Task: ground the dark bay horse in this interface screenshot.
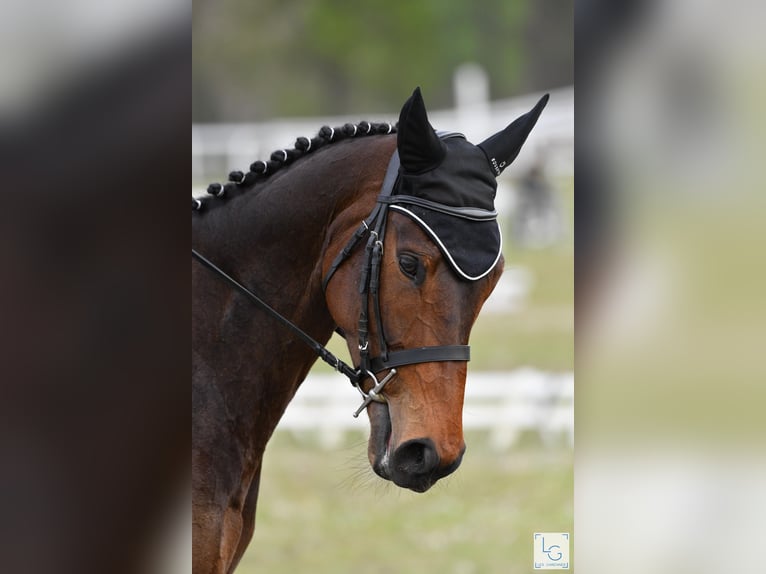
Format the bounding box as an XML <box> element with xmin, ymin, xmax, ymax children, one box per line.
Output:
<box><xmin>192</xmin><ymin>88</ymin><xmax>547</xmax><ymax>573</ymax></box>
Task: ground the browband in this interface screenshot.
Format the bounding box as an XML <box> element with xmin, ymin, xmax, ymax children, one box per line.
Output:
<box><xmin>378</xmin><ymin>195</ymin><xmax>498</xmax><ymax>221</ymax></box>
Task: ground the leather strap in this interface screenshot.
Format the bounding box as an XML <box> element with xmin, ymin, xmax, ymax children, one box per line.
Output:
<box><xmin>369</xmin><ymin>345</ymin><xmax>470</xmax><ymax>372</ymax></box>
<box><xmin>192</xmin><ymin>248</ymin><xmax>362</xmax><ymax>384</ymax></box>
<box><xmin>321</xmin><ymin>151</ymin><xmax>401</xmax><ymax>292</ymax></box>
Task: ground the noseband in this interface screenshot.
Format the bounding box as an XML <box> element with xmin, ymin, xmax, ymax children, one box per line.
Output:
<box><xmin>192</xmin><ymin>140</ymin><xmax>471</xmax><ymax>418</ymax></box>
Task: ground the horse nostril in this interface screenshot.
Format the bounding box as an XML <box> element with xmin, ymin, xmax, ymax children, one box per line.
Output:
<box><xmin>392</xmin><ymin>438</ymin><xmax>440</xmax><ymax>478</ymax></box>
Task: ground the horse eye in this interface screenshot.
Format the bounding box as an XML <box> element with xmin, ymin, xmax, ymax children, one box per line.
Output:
<box><xmin>398</xmin><ymin>253</ymin><xmax>420</xmax><ymax>279</ymax></box>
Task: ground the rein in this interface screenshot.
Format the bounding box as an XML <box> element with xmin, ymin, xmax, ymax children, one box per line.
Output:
<box><xmin>191</xmin><ymin>248</ymin><xmax>361</xmax><ymax>385</ymax></box>
<box><xmin>193</xmin><ymin>143</ymin><xmax>470</xmax><ymax>417</ymax></box>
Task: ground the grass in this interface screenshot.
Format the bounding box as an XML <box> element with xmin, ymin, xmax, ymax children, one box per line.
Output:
<box><xmin>242</xmin><ymin>432</ymin><xmax>573</xmax><ymax>574</ymax></box>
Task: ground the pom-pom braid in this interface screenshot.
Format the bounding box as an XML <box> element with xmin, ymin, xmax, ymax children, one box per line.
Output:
<box><xmin>193</xmin><ymin>121</ymin><xmax>397</xmax><ymax>212</ymax></box>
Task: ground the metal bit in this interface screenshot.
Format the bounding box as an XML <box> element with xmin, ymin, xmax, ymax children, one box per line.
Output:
<box><xmin>352</xmin><ymin>369</ymin><xmax>397</xmax><ymax>418</ymax></box>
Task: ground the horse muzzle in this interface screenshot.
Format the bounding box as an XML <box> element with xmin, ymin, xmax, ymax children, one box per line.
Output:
<box><xmin>367</xmin><ymin>402</ymin><xmax>466</xmax><ymax>493</ymax></box>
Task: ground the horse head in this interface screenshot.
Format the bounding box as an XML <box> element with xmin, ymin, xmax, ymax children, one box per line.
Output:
<box><xmin>324</xmin><ymin>88</ymin><xmax>548</xmax><ymax>492</ymax></box>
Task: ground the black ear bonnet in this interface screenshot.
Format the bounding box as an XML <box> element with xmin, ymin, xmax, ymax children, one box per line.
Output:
<box><xmin>391</xmin><ymin>87</ymin><xmax>548</xmax><ymax>280</ymax></box>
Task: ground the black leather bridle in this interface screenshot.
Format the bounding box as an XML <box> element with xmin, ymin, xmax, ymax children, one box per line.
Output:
<box><xmin>192</xmin><ymin>144</ymin><xmax>471</xmax><ymax>417</ymax></box>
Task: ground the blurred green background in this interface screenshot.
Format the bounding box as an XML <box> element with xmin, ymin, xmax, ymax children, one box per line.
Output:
<box><xmin>193</xmin><ymin>0</ymin><xmax>573</xmax><ymax>122</ymax></box>
<box><xmin>193</xmin><ymin>2</ymin><xmax>573</xmax><ymax>572</ymax></box>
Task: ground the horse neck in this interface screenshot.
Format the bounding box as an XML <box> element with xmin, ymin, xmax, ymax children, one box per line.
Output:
<box><xmin>192</xmin><ymin>136</ymin><xmax>395</xmax><ymax>442</ymax></box>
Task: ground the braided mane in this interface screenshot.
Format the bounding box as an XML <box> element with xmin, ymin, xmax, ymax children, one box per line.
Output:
<box><xmin>192</xmin><ymin>120</ymin><xmax>398</xmax><ymax>212</ymax></box>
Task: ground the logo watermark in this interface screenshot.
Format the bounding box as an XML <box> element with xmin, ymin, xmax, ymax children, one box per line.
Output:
<box><xmin>533</xmin><ymin>532</ymin><xmax>570</xmax><ymax>569</ymax></box>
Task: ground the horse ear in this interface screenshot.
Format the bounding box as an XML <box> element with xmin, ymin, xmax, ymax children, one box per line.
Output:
<box><xmin>397</xmin><ymin>87</ymin><xmax>446</xmax><ymax>173</ymax></box>
<box><xmin>478</xmin><ymin>93</ymin><xmax>549</xmax><ymax>177</ymax></box>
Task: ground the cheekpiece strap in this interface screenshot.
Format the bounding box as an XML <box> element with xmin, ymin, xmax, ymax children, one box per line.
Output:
<box><xmin>321</xmin><ymin>150</ymin><xmax>401</xmax><ymax>291</ymax></box>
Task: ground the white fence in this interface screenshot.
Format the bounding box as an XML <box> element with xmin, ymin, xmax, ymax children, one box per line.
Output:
<box><xmin>192</xmin><ymin>84</ymin><xmax>573</xmax><ymax>194</ymax></box>
<box><xmin>277</xmin><ymin>369</ymin><xmax>573</xmax><ymax>451</ymax></box>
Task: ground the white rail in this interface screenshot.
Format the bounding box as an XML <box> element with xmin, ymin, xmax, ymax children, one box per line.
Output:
<box><xmin>192</xmin><ymin>85</ymin><xmax>573</xmax><ymax>195</ymax></box>
<box><xmin>276</xmin><ymin>369</ymin><xmax>573</xmax><ymax>450</ymax></box>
